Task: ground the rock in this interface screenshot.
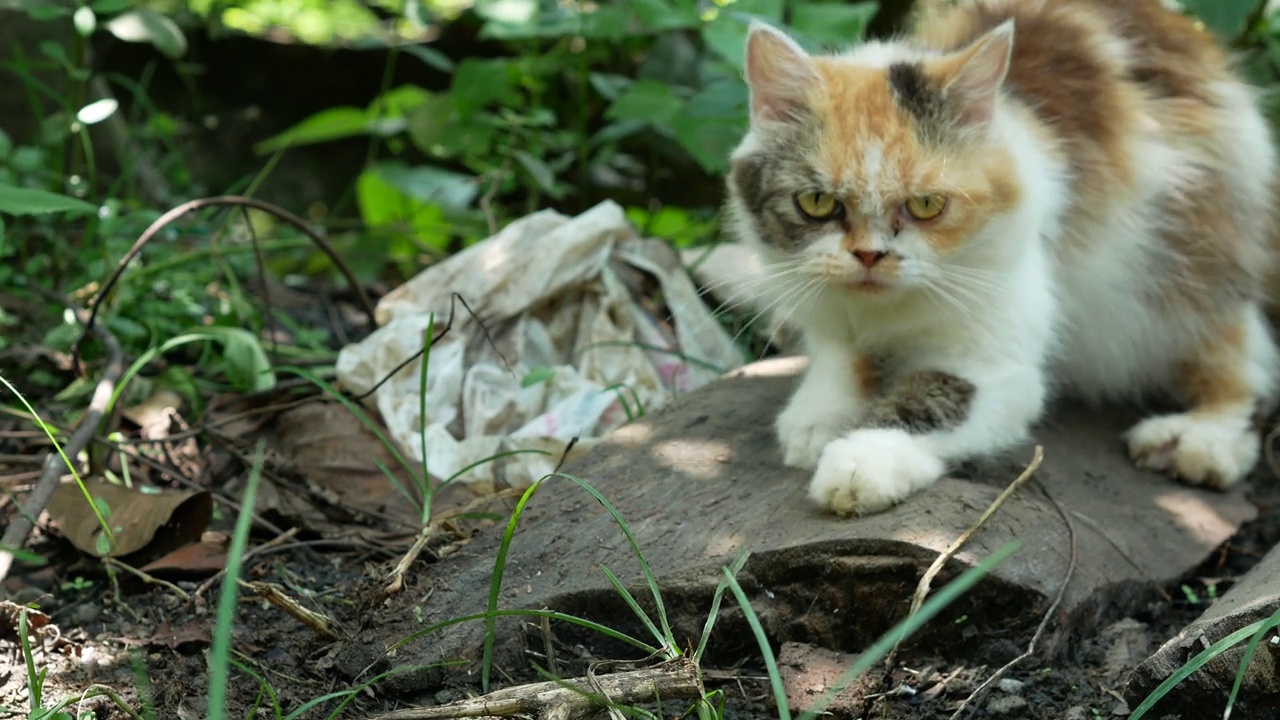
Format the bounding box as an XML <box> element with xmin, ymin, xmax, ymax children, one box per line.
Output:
<box><xmin>986</xmin><ymin>694</ymin><xmax>1029</xmax><ymax>715</ymax></box>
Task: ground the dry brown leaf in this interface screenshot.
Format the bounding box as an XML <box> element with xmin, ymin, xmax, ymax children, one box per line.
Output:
<box><xmin>139</xmin><ymin>539</ymin><xmax>227</xmax><ymax>575</ymax></box>
<box><xmin>47</xmin><ymin>480</ymin><xmax>212</xmax><ymax>559</ymax></box>
<box><xmin>121</xmin><ymin>388</ymin><xmax>183</xmax><ymax>438</ymax></box>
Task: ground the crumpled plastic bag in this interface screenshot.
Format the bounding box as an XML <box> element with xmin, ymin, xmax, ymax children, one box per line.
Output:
<box><xmin>335</xmin><ymin>200</ymin><xmax>743</xmax><ymax>493</ymax></box>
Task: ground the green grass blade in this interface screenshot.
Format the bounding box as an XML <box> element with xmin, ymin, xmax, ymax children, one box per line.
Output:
<box><xmin>1224</xmin><ymin>606</ymin><xmax>1280</xmax><ymax>719</ymax></box>
<box><xmin>722</xmin><ymin>567</ymin><xmax>791</xmax><ymax>720</ymax></box>
<box><xmin>207</xmin><ymin>440</ymin><xmax>266</xmax><ymax>720</ymax></box>
<box><xmin>547</xmin><ymin>472</ymin><xmax>678</xmax><ymax>652</ymax></box>
<box><xmin>444</xmin><ymin>449</ymin><xmax>554</xmax><ymax>486</ymax></box>
<box><xmin>600</xmin><ymin>564</ymin><xmax>665</xmax><ymax>647</ymax></box>
<box><xmin>1130</xmin><ymin>617</ymin><xmax>1269</xmax><ymax>719</ymax></box>
<box><xmin>694</xmin><ymin>549</ymin><xmax>751</xmax><ymax>663</ymax></box>
<box><xmin>482</xmin><ymin>479</ymin><xmax>546</xmax><ymax>693</ymax></box>
<box><xmin>795</xmin><ymin>541</ymin><xmax>1020</xmax><ymax>720</ymax></box>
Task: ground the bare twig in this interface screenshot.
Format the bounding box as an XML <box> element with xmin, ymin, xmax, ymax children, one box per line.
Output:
<box><xmin>0</xmin><ymin>300</ymin><xmax>126</xmax><ymax>587</ymax></box>
<box><xmin>192</xmin><ymin>526</ymin><xmax>301</xmax><ymax>601</ymax></box>
<box><xmin>77</xmin><ymin>195</ymin><xmax>378</xmax><ymax>364</ymax></box>
<box><xmin>242</xmin><ymin>579</ymin><xmax>343</xmax><ymax>641</ymax></box>
<box><xmin>886</xmin><ymin>445</ymin><xmax>1044</xmax><ymax>668</ymax></box>
<box><xmin>101</xmin><ymin>557</ymin><xmax>190</xmax><ymax>599</ymax></box>
<box><xmin>364</xmin><ymin>656</ymin><xmax>702</xmax><ymax>720</ymax></box>
<box><xmin>947</xmin><ymin>480</ymin><xmax>1078</xmax><ymax>719</ymax></box>
<box><xmin>385</xmin><ymin>486</ymin><xmax>524</xmax><ymax>595</ymax></box>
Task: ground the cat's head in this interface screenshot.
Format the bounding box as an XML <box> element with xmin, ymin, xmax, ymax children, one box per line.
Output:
<box><xmin>726</xmin><ymin>20</ymin><xmax>1022</xmax><ymax>299</ymax></box>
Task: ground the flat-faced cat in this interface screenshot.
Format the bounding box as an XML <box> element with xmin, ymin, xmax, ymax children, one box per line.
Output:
<box><xmin>724</xmin><ymin>0</ymin><xmax>1280</xmax><ymax>516</ymax></box>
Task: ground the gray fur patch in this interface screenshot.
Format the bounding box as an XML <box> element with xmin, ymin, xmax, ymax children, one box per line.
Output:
<box><xmin>862</xmin><ymin>370</ymin><xmax>976</xmax><ymax>433</ymax></box>
<box><xmin>888</xmin><ymin>62</ymin><xmax>953</xmax><ymax>145</ymax></box>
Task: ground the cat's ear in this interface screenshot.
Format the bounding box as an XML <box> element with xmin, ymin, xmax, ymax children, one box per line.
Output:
<box><xmin>939</xmin><ymin>20</ymin><xmax>1014</xmax><ymax>127</ymax></box>
<box><xmin>744</xmin><ymin>21</ymin><xmax>818</xmax><ymax>124</ymax></box>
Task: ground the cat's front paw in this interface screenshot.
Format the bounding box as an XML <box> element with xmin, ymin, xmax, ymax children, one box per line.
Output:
<box><xmin>808</xmin><ymin>428</ymin><xmax>945</xmax><ymax>516</ymax></box>
<box><xmin>1125</xmin><ymin>412</ymin><xmax>1259</xmax><ymax>490</ymax></box>
<box><xmin>776</xmin><ymin>406</ymin><xmax>849</xmax><ymax>470</ymax></box>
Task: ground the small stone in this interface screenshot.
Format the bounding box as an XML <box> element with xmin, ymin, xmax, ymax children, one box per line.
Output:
<box><xmin>997</xmin><ymin>677</ymin><xmax>1025</xmax><ymax>694</ymax></box>
<box><xmin>986</xmin><ymin>695</ymin><xmax>1029</xmax><ymax>715</ymax></box>
<box><xmin>1063</xmin><ymin>706</ymin><xmax>1089</xmax><ymax>720</ymax></box>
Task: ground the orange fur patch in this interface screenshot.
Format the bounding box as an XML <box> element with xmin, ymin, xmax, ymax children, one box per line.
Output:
<box><xmin>1180</xmin><ymin>320</ymin><xmax>1252</xmax><ymax>412</ymax></box>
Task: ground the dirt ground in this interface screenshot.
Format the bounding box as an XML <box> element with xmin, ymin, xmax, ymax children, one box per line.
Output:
<box><xmin>1</xmin><ymin>425</ymin><xmax>1277</xmax><ymax>720</ymax></box>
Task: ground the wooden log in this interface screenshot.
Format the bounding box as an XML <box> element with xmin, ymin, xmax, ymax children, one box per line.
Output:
<box><xmin>338</xmin><ymin>358</ymin><xmax>1256</xmax><ymax>699</ymax></box>
<box><xmin>1125</xmin><ymin>541</ymin><xmax>1280</xmax><ymax>716</ymax></box>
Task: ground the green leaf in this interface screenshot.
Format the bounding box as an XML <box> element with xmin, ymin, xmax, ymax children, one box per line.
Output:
<box><xmin>370</xmin><ymin>84</ymin><xmax>431</xmax><ymax>116</ymax></box>
<box><xmin>356</xmin><ymin>166</ymin><xmax>453</xmax><ymax>251</ymax></box>
<box><xmin>201</xmin><ymin>326</ymin><xmax>275</xmax><ymax>392</ymax></box>
<box><xmin>402</xmin><ymin>44</ymin><xmax>455</xmax><ymax>73</ymax></box>
<box><xmin>105</xmin><ymin>9</ymin><xmax>188</xmax><ymax>58</ymax></box>
<box><xmin>374</xmin><ymin>161</ymin><xmax>479</xmax><ymax>210</ymax></box>
<box><xmin>521</xmin><ymin>366</ymin><xmax>556</xmax><ymax>387</ymax></box>
<box><xmin>1180</xmin><ymin>0</ymin><xmax>1262</xmax><ymax>41</ymax></box>
<box><xmin>629</xmin><ymin>0</ymin><xmax>699</xmax><ymax>31</ymax></box>
<box><xmin>512</xmin><ymin>150</ymin><xmax>565</xmax><ymax>199</ymax></box>
<box><xmin>0</xmin><ymin>128</ymin><xmax>11</xmax><ymax>161</ymax></box>
<box><xmin>672</xmin><ymin>79</ymin><xmax>749</xmax><ymax>173</ymax></box>
<box><xmin>76</xmin><ymin>98</ymin><xmax>118</xmax><ymax>125</ymax></box>
<box><xmin>0</xmin><ymin>184</ymin><xmax>96</xmax><ymax>217</ymax></box>
<box><xmin>253</xmin><ymin>107</ymin><xmax>371</xmax><ymax>154</ymax></box>
<box><xmin>406</xmin><ymin>92</ymin><xmax>462</xmax><ymax>154</ymax></box>
<box><xmin>789</xmin><ymin>1</ymin><xmax>878</xmax><ymax>49</ymax></box>
<box><xmin>91</xmin><ymin>0</ymin><xmax>135</xmax><ymax>13</ymax></box>
<box><xmin>451</xmin><ymin>59</ymin><xmax>518</xmax><ymax>118</ymax></box>
<box><xmin>605</xmin><ymin>80</ymin><xmax>686</xmax><ymax>125</ymax></box>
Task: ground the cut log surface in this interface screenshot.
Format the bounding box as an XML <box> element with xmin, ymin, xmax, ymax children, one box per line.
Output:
<box><xmin>341</xmin><ymin>358</ymin><xmax>1256</xmax><ymax>697</ymax></box>
<box><xmin>1125</xmin><ymin>541</ymin><xmax>1280</xmax><ymax>716</ymax></box>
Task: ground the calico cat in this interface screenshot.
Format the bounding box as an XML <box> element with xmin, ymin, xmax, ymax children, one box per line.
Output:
<box><xmin>724</xmin><ymin>0</ymin><xmax>1280</xmax><ymax>516</ymax></box>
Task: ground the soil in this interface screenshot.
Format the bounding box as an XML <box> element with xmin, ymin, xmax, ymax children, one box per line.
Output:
<box><xmin>2</xmin><ymin>391</ymin><xmax>1278</xmax><ymax>720</ymax></box>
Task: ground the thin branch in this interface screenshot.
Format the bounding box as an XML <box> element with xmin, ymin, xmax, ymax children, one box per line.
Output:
<box><xmin>886</xmin><ymin>445</ymin><xmax>1044</xmax><ymax>668</ymax></box>
<box><xmin>0</xmin><ymin>299</ymin><xmax>126</xmax><ymax>587</ymax></box>
<box><xmin>947</xmin><ymin>480</ymin><xmax>1078</xmax><ymax>719</ymax></box>
<box><xmin>77</xmin><ymin>195</ymin><xmax>378</xmax><ymax>364</ymax></box>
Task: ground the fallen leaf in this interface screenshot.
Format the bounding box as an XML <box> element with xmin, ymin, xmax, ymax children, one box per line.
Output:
<box><xmin>122</xmin><ymin>388</ymin><xmax>183</xmax><ymax>439</ymax></box>
<box><xmin>139</xmin><ymin>539</ymin><xmax>227</xmax><ymax>576</ymax></box>
<box><xmin>47</xmin><ymin>481</ymin><xmax>212</xmax><ymax>559</ymax></box>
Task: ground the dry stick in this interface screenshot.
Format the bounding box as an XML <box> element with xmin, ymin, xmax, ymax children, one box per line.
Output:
<box><xmin>0</xmin><ymin>302</ymin><xmax>126</xmax><ymax>586</ymax></box>
<box><xmin>101</xmin><ymin>557</ymin><xmax>190</xmax><ymax>599</ymax></box>
<box><xmin>241</xmin><ymin>579</ymin><xmax>343</xmax><ymax>641</ymax></box>
<box><xmin>364</xmin><ymin>656</ymin><xmax>703</xmax><ymax>720</ymax></box>
<box><xmin>192</xmin><ymin>526</ymin><xmax>301</xmax><ymax>601</ymax></box>
<box><xmin>886</xmin><ymin>445</ymin><xmax>1045</xmax><ymax>669</ymax></box>
<box><xmin>948</xmin><ymin>481</ymin><xmax>1078</xmax><ymax>719</ymax></box>
<box><xmin>77</xmin><ymin>195</ymin><xmax>378</xmax><ymax>364</ymax></box>
<box><xmin>385</xmin><ymin>486</ymin><xmax>525</xmax><ymax>595</ymax></box>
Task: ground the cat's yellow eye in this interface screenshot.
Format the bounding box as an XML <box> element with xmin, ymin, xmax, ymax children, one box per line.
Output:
<box><xmin>795</xmin><ymin>191</ymin><xmax>842</xmax><ymax>220</ymax></box>
<box><xmin>904</xmin><ymin>195</ymin><xmax>947</xmax><ymax>221</ymax></box>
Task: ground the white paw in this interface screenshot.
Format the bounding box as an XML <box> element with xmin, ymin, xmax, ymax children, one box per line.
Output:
<box><xmin>776</xmin><ymin>405</ymin><xmax>849</xmax><ymax>470</ymax></box>
<box><xmin>1125</xmin><ymin>412</ymin><xmax>1259</xmax><ymax>490</ymax></box>
<box><xmin>808</xmin><ymin>428</ymin><xmax>945</xmax><ymax>516</ymax></box>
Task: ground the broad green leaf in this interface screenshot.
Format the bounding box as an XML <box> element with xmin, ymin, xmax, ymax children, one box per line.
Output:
<box><xmin>513</xmin><ymin>150</ymin><xmax>565</xmax><ymax>199</ymax></box>
<box><xmin>1180</xmin><ymin>0</ymin><xmax>1262</xmax><ymax>41</ymax></box>
<box><xmin>374</xmin><ymin>161</ymin><xmax>478</xmax><ymax>210</ymax></box>
<box><xmin>406</xmin><ymin>92</ymin><xmax>460</xmax><ymax>153</ymax></box>
<box><xmin>201</xmin><ymin>326</ymin><xmax>275</xmax><ymax>392</ymax></box>
<box><xmin>356</xmin><ymin>167</ymin><xmax>452</xmax><ymax>251</ymax></box>
<box><xmin>789</xmin><ymin>1</ymin><xmax>878</xmax><ymax>49</ymax></box>
<box><xmin>672</xmin><ymin>79</ymin><xmax>748</xmax><ymax>173</ymax></box>
<box><xmin>24</xmin><ymin>4</ymin><xmax>70</xmax><ymax>20</ymax></box>
<box><xmin>629</xmin><ymin>0</ymin><xmax>699</xmax><ymax>31</ymax></box>
<box><xmin>76</xmin><ymin>98</ymin><xmax>118</xmax><ymax>125</ymax></box>
<box><xmin>370</xmin><ymin>84</ymin><xmax>431</xmax><ymax>116</ymax></box>
<box><xmin>253</xmin><ymin>107</ymin><xmax>371</xmax><ymax>154</ymax></box>
<box><xmin>0</xmin><ymin>184</ymin><xmax>96</xmax><ymax>217</ymax></box>
<box><xmin>606</xmin><ymin>80</ymin><xmax>686</xmax><ymax>125</ymax></box>
<box><xmin>701</xmin><ymin>13</ymin><xmax>752</xmax><ymax>71</ymax></box>
<box><xmin>91</xmin><ymin>0</ymin><xmax>135</xmax><ymax>13</ymax></box>
<box><xmin>106</xmin><ymin>9</ymin><xmax>188</xmax><ymax>58</ymax></box>
<box><xmin>451</xmin><ymin>59</ymin><xmax>518</xmax><ymax>118</ymax></box>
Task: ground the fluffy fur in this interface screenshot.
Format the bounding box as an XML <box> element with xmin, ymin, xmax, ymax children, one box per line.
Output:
<box><xmin>725</xmin><ymin>0</ymin><xmax>1280</xmax><ymax>515</ymax></box>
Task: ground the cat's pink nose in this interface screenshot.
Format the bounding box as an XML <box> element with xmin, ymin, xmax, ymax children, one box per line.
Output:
<box><xmin>853</xmin><ymin>250</ymin><xmax>888</xmax><ymax>268</ymax></box>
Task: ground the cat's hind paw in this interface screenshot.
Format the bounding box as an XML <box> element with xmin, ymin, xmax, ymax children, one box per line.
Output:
<box><xmin>1125</xmin><ymin>412</ymin><xmax>1259</xmax><ymax>490</ymax></box>
<box><xmin>808</xmin><ymin>428</ymin><xmax>944</xmax><ymax>516</ymax></box>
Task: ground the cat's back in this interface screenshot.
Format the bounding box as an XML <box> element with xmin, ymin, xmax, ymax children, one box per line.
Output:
<box><xmin>913</xmin><ymin>0</ymin><xmax>1251</xmax><ymax>217</ymax></box>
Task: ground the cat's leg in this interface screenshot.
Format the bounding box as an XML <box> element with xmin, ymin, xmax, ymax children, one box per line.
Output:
<box><xmin>1125</xmin><ymin>306</ymin><xmax>1278</xmax><ymax>489</ymax></box>
<box><xmin>776</xmin><ymin>337</ymin><xmax>874</xmax><ymax>470</ymax></box>
<box><xmin>808</xmin><ymin>361</ymin><xmax>1047</xmax><ymax>516</ymax></box>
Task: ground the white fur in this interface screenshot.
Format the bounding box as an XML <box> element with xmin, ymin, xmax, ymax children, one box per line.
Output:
<box><xmin>730</xmin><ymin>20</ymin><xmax>1280</xmax><ymax>516</ymax></box>
<box><xmin>810</xmin><ymin>428</ymin><xmax>945</xmax><ymax>516</ymax></box>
